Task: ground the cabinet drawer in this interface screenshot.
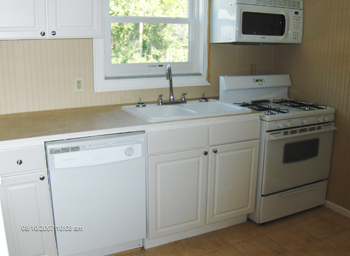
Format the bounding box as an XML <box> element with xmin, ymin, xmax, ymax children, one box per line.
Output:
<box><xmin>209</xmin><ymin>120</ymin><xmax>260</xmax><ymax>145</ymax></box>
<box><xmin>148</xmin><ymin>126</ymin><xmax>209</xmax><ymax>154</ymax></box>
<box><xmin>259</xmin><ymin>180</ymin><xmax>327</xmax><ymax>223</ymax></box>
<box><xmin>0</xmin><ymin>146</ymin><xmax>46</xmax><ymax>176</ymax></box>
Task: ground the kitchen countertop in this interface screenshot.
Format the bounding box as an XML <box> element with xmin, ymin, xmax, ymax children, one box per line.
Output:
<box><xmin>0</xmin><ymin>105</ymin><xmax>147</xmax><ymax>141</ymax></box>
<box><xmin>0</xmin><ymin>103</ymin><xmax>261</xmax><ymax>143</ymax></box>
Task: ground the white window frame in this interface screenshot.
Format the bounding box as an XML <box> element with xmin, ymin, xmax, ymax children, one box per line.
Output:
<box><xmin>93</xmin><ymin>0</ymin><xmax>210</xmax><ymax>92</ymax></box>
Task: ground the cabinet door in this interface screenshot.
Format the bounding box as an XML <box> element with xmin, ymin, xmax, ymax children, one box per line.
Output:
<box><xmin>207</xmin><ymin>140</ymin><xmax>259</xmax><ymax>224</ymax></box>
<box><xmin>0</xmin><ymin>0</ymin><xmax>47</xmax><ymax>39</ymax></box>
<box><xmin>0</xmin><ymin>171</ymin><xmax>57</xmax><ymax>256</ymax></box>
<box><xmin>148</xmin><ymin>149</ymin><xmax>208</xmax><ymax>239</ymax></box>
<box><xmin>47</xmin><ymin>0</ymin><xmax>103</xmax><ymax>38</ymax></box>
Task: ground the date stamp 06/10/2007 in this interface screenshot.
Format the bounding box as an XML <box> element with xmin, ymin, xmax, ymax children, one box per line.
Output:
<box><xmin>21</xmin><ymin>225</ymin><xmax>84</xmax><ymax>232</ymax></box>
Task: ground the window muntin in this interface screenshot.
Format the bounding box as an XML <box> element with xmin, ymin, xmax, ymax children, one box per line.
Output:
<box><xmin>109</xmin><ymin>0</ymin><xmax>188</xmax><ymax>18</ymax></box>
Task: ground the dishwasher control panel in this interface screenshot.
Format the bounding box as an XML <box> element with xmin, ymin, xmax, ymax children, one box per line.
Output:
<box><xmin>50</xmin><ymin>143</ymin><xmax>142</xmax><ymax>169</ymax></box>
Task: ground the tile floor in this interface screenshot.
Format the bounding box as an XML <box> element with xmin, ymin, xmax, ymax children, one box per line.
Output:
<box><xmin>113</xmin><ymin>206</ymin><xmax>350</xmax><ymax>256</ymax></box>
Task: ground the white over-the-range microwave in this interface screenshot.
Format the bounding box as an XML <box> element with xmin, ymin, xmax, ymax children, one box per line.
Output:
<box><xmin>210</xmin><ymin>0</ymin><xmax>303</xmax><ymax>44</ymax></box>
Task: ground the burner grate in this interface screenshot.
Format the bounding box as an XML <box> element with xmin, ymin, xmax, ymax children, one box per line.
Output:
<box><xmin>234</xmin><ymin>102</ymin><xmax>289</xmax><ymax>115</ymax></box>
<box><xmin>273</xmin><ymin>99</ymin><xmax>328</xmax><ymax>110</ymax></box>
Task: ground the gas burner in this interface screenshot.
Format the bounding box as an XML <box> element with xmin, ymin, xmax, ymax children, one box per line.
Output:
<box><xmin>234</xmin><ymin>102</ymin><xmax>289</xmax><ymax>114</ymax></box>
<box><xmin>272</xmin><ymin>99</ymin><xmax>328</xmax><ymax>111</ymax></box>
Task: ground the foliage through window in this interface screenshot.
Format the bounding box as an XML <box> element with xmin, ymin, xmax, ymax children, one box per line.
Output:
<box><xmin>109</xmin><ymin>0</ymin><xmax>189</xmax><ymax>65</ymax></box>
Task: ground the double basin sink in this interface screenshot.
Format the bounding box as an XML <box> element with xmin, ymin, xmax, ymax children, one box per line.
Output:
<box><xmin>122</xmin><ymin>100</ymin><xmax>252</xmax><ymax>122</ymax></box>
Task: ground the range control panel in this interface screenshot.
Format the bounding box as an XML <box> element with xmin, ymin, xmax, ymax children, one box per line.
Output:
<box><xmin>265</xmin><ymin>114</ymin><xmax>334</xmax><ymax>131</ymax></box>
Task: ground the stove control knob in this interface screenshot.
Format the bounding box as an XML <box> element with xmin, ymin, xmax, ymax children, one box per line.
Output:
<box><xmin>301</xmin><ymin>119</ymin><xmax>307</xmax><ymax>125</ymax></box>
<box><xmin>277</xmin><ymin>122</ymin><xmax>283</xmax><ymax>128</ymax></box>
<box><xmin>324</xmin><ymin>116</ymin><xmax>330</xmax><ymax>122</ymax></box>
<box><xmin>285</xmin><ymin>121</ymin><xmax>291</xmax><ymax>127</ymax></box>
<box><xmin>317</xmin><ymin>116</ymin><xmax>324</xmax><ymax>123</ymax></box>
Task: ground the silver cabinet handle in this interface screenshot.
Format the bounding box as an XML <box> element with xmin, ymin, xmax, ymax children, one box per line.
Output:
<box><xmin>39</xmin><ymin>176</ymin><xmax>45</xmax><ymax>181</ymax></box>
<box><xmin>203</xmin><ymin>151</ymin><xmax>208</xmax><ymax>156</ymax></box>
<box><xmin>51</xmin><ymin>31</ymin><xmax>56</xmax><ymax>36</ymax></box>
<box><xmin>16</xmin><ymin>160</ymin><xmax>23</xmax><ymax>165</ymax></box>
<box><xmin>213</xmin><ymin>149</ymin><xmax>218</xmax><ymax>153</ymax></box>
<box><xmin>40</xmin><ymin>31</ymin><xmax>46</xmax><ymax>36</ymax></box>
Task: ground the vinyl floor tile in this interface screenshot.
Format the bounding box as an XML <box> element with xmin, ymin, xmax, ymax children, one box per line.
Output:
<box><xmin>233</xmin><ymin>235</ymin><xmax>288</xmax><ymax>256</ymax></box>
<box><xmin>265</xmin><ymin>225</ymin><xmax>319</xmax><ymax>251</ymax></box>
<box><xmin>323</xmin><ymin>228</ymin><xmax>350</xmax><ymax>255</ymax></box>
<box><xmin>114</xmin><ymin>208</ymin><xmax>350</xmax><ymax>256</ymax></box>
<box><xmin>318</xmin><ymin>211</ymin><xmax>350</xmax><ymax>228</ymax></box>
<box><xmin>197</xmin><ymin>245</ymin><xmax>245</xmax><ymax>256</ymax></box>
<box><xmin>143</xmin><ymin>241</ymin><xmax>194</xmax><ymax>256</ymax></box>
<box><xmin>247</xmin><ymin>217</ymin><xmax>294</xmax><ymax>234</ymax></box>
<box><xmin>180</xmin><ymin>232</ymin><xmax>230</xmax><ymax>255</ymax></box>
<box><xmin>292</xmin><ymin>241</ymin><xmax>347</xmax><ymax>256</ymax></box>
<box><xmin>294</xmin><ymin>215</ymin><xmax>346</xmax><ymax>239</ymax></box>
<box><xmin>216</xmin><ymin>222</ymin><xmax>262</xmax><ymax>244</ymax></box>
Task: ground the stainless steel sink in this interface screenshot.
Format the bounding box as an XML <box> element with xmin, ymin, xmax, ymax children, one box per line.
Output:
<box><xmin>122</xmin><ymin>100</ymin><xmax>252</xmax><ymax>122</ymax></box>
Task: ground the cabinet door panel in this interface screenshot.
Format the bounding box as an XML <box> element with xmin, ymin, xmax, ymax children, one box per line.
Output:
<box><xmin>0</xmin><ymin>171</ymin><xmax>57</xmax><ymax>256</ymax></box>
<box><xmin>47</xmin><ymin>0</ymin><xmax>103</xmax><ymax>38</ymax></box>
<box><xmin>0</xmin><ymin>0</ymin><xmax>46</xmax><ymax>39</ymax></box>
<box><xmin>148</xmin><ymin>149</ymin><xmax>208</xmax><ymax>239</ymax></box>
<box><xmin>207</xmin><ymin>140</ymin><xmax>259</xmax><ymax>224</ymax></box>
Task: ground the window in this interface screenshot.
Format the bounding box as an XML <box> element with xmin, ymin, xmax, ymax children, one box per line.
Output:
<box><xmin>93</xmin><ymin>0</ymin><xmax>209</xmax><ymax>92</ymax></box>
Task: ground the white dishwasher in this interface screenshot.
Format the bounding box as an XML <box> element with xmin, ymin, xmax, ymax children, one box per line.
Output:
<box><xmin>45</xmin><ymin>131</ymin><xmax>146</xmax><ymax>256</ymax></box>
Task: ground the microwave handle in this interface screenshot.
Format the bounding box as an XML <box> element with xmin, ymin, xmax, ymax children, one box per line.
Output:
<box><xmin>268</xmin><ymin>126</ymin><xmax>337</xmax><ymax>141</ymax></box>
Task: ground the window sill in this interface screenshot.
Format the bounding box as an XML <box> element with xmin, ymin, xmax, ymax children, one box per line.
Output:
<box><xmin>93</xmin><ymin>38</ymin><xmax>210</xmax><ymax>92</ymax></box>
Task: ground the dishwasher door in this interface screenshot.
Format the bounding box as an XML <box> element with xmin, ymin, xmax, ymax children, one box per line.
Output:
<box><xmin>45</xmin><ymin>131</ymin><xmax>146</xmax><ymax>256</ymax></box>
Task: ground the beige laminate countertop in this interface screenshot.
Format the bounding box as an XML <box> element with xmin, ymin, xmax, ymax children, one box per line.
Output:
<box><xmin>0</xmin><ymin>103</ymin><xmax>262</xmax><ymax>143</ymax></box>
<box><xmin>0</xmin><ymin>105</ymin><xmax>147</xmax><ymax>141</ymax></box>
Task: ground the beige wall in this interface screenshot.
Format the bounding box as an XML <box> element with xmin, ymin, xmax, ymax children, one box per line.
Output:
<box><xmin>274</xmin><ymin>0</ymin><xmax>350</xmax><ymax>210</ymax></box>
<box><xmin>0</xmin><ymin>39</ymin><xmax>276</xmax><ymax>115</ymax></box>
<box><xmin>0</xmin><ymin>0</ymin><xmax>349</xmax><ymax>211</ymax></box>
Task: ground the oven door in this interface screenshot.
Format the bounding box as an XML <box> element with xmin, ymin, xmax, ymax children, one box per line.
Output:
<box><xmin>261</xmin><ymin>123</ymin><xmax>336</xmax><ymax>196</ymax></box>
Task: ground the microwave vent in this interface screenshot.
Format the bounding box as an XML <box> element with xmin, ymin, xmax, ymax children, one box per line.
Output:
<box><xmin>255</xmin><ymin>0</ymin><xmax>303</xmax><ymax>9</ymax></box>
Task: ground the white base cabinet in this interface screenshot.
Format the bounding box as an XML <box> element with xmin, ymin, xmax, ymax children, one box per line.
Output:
<box><xmin>0</xmin><ymin>171</ymin><xmax>57</xmax><ymax>256</ymax></box>
<box><xmin>207</xmin><ymin>141</ymin><xmax>259</xmax><ymax>224</ymax></box>
<box><xmin>146</xmin><ymin>118</ymin><xmax>261</xmax><ymax>247</ymax></box>
<box><xmin>148</xmin><ymin>149</ymin><xmax>208</xmax><ymax>239</ymax></box>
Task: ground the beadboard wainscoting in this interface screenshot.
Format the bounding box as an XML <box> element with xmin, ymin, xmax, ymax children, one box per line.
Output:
<box><xmin>273</xmin><ymin>0</ymin><xmax>350</xmax><ymax>211</ymax></box>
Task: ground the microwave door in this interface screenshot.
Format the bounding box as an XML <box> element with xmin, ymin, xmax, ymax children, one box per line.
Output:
<box><xmin>242</xmin><ymin>12</ymin><xmax>286</xmax><ymax>36</ymax></box>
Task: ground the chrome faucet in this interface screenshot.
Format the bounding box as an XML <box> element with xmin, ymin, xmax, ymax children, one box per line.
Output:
<box><xmin>166</xmin><ymin>65</ymin><xmax>174</xmax><ymax>102</ymax></box>
<box><xmin>157</xmin><ymin>65</ymin><xmax>187</xmax><ymax>105</ymax></box>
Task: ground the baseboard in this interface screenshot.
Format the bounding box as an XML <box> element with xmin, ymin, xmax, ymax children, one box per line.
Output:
<box><xmin>325</xmin><ymin>200</ymin><xmax>350</xmax><ymax>218</ymax></box>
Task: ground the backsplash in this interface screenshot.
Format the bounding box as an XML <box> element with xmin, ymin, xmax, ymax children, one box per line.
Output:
<box><xmin>0</xmin><ymin>39</ymin><xmax>275</xmax><ymax>115</ymax></box>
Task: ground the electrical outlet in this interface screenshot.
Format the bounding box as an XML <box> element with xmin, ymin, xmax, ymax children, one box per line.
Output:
<box><xmin>75</xmin><ymin>78</ymin><xmax>83</xmax><ymax>92</ymax></box>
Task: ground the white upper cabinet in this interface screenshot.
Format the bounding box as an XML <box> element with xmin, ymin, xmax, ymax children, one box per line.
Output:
<box><xmin>0</xmin><ymin>0</ymin><xmax>46</xmax><ymax>39</ymax></box>
<box><xmin>47</xmin><ymin>0</ymin><xmax>102</xmax><ymax>39</ymax></box>
<box><xmin>0</xmin><ymin>0</ymin><xmax>102</xmax><ymax>40</ymax></box>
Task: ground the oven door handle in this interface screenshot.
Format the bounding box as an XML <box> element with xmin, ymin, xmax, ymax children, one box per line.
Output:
<box><xmin>268</xmin><ymin>126</ymin><xmax>337</xmax><ymax>141</ymax></box>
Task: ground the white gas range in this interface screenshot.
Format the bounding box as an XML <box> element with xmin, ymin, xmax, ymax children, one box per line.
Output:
<box><xmin>220</xmin><ymin>74</ymin><xmax>336</xmax><ymax>224</ymax></box>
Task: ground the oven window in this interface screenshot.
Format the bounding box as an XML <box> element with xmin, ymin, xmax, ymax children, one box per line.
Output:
<box><xmin>242</xmin><ymin>12</ymin><xmax>286</xmax><ymax>36</ymax></box>
<box><xmin>283</xmin><ymin>139</ymin><xmax>319</xmax><ymax>163</ymax></box>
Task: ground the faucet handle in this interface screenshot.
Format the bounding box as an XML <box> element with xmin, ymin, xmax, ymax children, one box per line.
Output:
<box><xmin>199</xmin><ymin>93</ymin><xmax>209</xmax><ymax>102</ymax></box>
<box><xmin>157</xmin><ymin>94</ymin><xmax>164</xmax><ymax>105</ymax></box>
<box><xmin>181</xmin><ymin>92</ymin><xmax>187</xmax><ymax>102</ymax></box>
<box><xmin>136</xmin><ymin>98</ymin><xmax>146</xmax><ymax>107</ymax></box>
